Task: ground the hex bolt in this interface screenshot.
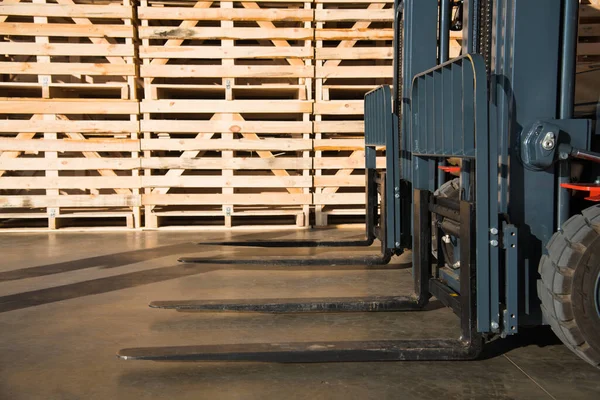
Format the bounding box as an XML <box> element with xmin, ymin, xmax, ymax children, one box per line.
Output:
<box><xmin>490</xmin><ymin>239</ymin><xmax>499</xmax><ymax>247</ymax></box>
<box><xmin>491</xmin><ymin>321</ymin><xmax>499</xmax><ymax>330</ymax></box>
<box><xmin>395</xmin><ymin>242</ymin><xmax>400</xmax><ymax>247</ymax></box>
<box><xmin>395</xmin><ymin>193</ymin><xmax>400</xmax><ymax>198</ymax></box>
<box><xmin>490</xmin><ymin>227</ymin><xmax>498</xmax><ymax>235</ymax></box>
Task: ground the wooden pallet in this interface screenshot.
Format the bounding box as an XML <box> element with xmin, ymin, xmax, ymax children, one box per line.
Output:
<box><xmin>0</xmin><ymin>99</ymin><xmax>141</xmax><ymax>229</ymax></box>
<box><xmin>0</xmin><ymin>0</ymin><xmax>141</xmax><ymax>229</ymax></box>
<box><xmin>0</xmin><ymin>0</ymin><xmax>136</xmax><ymax>98</ymax></box>
<box><xmin>312</xmin><ymin>0</ymin><xmax>391</xmax><ymax>225</ymax></box>
<box><xmin>138</xmin><ymin>0</ymin><xmax>313</xmax><ymax>228</ymax></box>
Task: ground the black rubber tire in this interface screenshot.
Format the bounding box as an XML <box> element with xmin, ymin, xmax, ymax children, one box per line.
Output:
<box><xmin>432</xmin><ymin>178</ymin><xmax>460</xmax><ymax>263</ymax></box>
<box><xmin>538</xmin><ymin>204</ymin><xmax>600</xmax><ymax>368</ymax></box>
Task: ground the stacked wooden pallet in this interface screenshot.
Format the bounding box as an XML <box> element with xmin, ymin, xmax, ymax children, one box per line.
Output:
<box><xmin>0</xmin><ymin>0</ymin><xmax>140</xmax><ymax>229</ymax></box>
<box><xmin>579</xmin><ymin>0</ymin><xmax>600</xmax><ymax>71</ymax></box>
<box><xmin>138</xmin><ymin>0</ymin><xmax>313</xmax><ymax>228</ymax></box>
<box><xmin>312</xmin><ymin>0</ymin><xmax>393</xmax><ymax>225</ymax></box>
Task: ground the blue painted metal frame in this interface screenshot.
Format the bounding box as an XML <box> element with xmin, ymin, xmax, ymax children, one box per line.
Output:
<box><xmin>365</xmin><ymin>86</ymin><xmax>400</xmax><ymax>250</ymax></box>
<box><xmin>409</xmin><ymin>54</ymin><xmax>493</xmax><ymax>333</ymax></box>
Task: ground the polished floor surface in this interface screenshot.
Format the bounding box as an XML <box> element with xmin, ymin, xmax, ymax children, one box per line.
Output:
<box><xmin>0</xmin><ymin>229</ymin><xmax>598</xmax><ymax>399</ymax></box>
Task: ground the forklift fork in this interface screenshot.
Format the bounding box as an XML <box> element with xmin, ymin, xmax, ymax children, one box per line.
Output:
<box><xmin>117</xmin><ymin>191</ymin><xmax>482</xmax><ymax>362</ymax></box>
<box><xmin>181</xmin><ymin>168</ymin><xmax>394</xmax><ymax>267</ymax></box>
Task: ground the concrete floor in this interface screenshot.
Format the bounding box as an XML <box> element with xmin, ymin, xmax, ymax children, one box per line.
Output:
<box><xmin>0</xmin><ymin>229</ymin><xmax>598</xmax><ymax>399</ymax></box>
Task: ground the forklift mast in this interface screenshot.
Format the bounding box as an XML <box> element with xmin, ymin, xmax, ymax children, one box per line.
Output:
<box><xmin>117</xmin><ymin>0</ymin><xmax>600</xmax><ymax>366</ymax></box>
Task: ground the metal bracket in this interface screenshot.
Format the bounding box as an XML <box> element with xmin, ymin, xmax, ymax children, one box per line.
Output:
<box><xmin>502</xmin><ymin>223</ymin><xmax>519</xmax><ymax>336</ymax></box>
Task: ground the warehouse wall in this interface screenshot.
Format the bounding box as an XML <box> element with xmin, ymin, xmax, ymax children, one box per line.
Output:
<box><xmin>0</xmin><ymin>0</ymin><xmax>597</xmax><ymax>230</ymax></box>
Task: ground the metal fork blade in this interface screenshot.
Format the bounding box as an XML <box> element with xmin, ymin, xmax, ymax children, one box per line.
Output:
<box><xmin>149</xmin><ymin>295</ymin><xmax>420</xmax><ymax>313</ymax></box>
<box><xmin>117</xmin><ymin>338</ymin><xmax>482</xmax><ymax>362</ymax></box>
<box><xmin>177</xmin><ymin>253</ymin><xmax>392</xmax><ymax>266</ymax></box>
<box><xmin>196</xmin><ymin>239</ymin><xmax>374</xmax><ymax>248</ymax></box>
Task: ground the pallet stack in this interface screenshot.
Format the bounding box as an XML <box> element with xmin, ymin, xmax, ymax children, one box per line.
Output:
<box><xmin>0</xmin><ymin>0</ymin><xmax>140</xmax><ymax>229</ymax></box>
<box><xmin>0</xmin><ymin>0</ymin><xmax>598</xmax><ymax>230</ymax></box>
<box><xmin>138</xmin><ymin>0</ymin><xmax>313</xmax><ymax>228</ymax></box>
<box><xmin>312</xmin><ymin>0</ymin><xmax>393</xmax><ymax>226</ymax></box>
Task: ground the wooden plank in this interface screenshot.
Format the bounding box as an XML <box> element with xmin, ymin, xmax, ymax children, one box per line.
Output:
<box><xmin>0</xmin><ymin>195</ymin><xmax>140</xmax><ymax>208</ymax></box>
<box><xmin>0</xmin><ymin>0</ymin><xmax>20</xmax><ymax>23</ymax></box>
<box><xmin>142</xmin><ymin>175</ymin><xmax>312</xmax><ymax>188</ymax></box>
<box><xmin>313</xmin><ymin>193</ymin><xmax>366</xmax><ymax>205</ymax></box>
<box><xmin>141</xmin><ymin>65</ymin><xmax>313</xmax><ymax>78</ymax></box>
<box><xmin>54</xmin><ymin>0</ymin><xmax>131</xmax><ymax>66</ymax></box>
<box><xmin>141</xmin><ymin>139</ymin><xmax>311</xmax><ymax>151</ymax></box>
<box><xmin>141</xmin><ymin>100</ymin><xmax>312</xmax><ymax>114</ymax></box>
<box><xmin>0</xmin><ymin>23</ymin><xmax>134</xmax><ymax>38</ymax></box>
<box><xmin>141</xmin><ymin>157</ymin><xmax>312</xmax><ymax>170</ymax></box>
<box><xmin>0</xmin><ymin>100</ymin><xmax>139</xmax><ymax>114</ymax></box>
<box><xmin>314</xmin><ymin>157</ymin><xmax>385</xmax><ymax>169</ymax></box>
<box><xmin>319</xmin><ymin>2</ymin><xmax>387</xmax><ymax>71</ymax></box>
<box><xmin>138</xmin><ymin>7</ymin><xmax>312</xmax><ymax>21</ymax></box>
<box><xmin>62</xmin><ymin>129</ymin><xmax>134</xmax><ymax>196</ymax></box>
<box><xmin>140</xmin><ymin>46</ymin><xmax>312</xmax><ymax>59</ymax></box>
<box><xmin>0</xmin><ymin>62</ymin><xmax>136</xmax><ymax>76</ymax></box>
<box><xmin>240</xmin><ymin>2</ymin><xmax>307</xmax><ymax>68</ymax></box>
<box><xmin>316</xmin><ymin>47</ymin><xmax>393</xmax><ymax>60</ymax></box>
<box><xmin>142</xmin><ymin>193</ymin><xmax>312</xmax><ymax>206</ymax></box>
<box><xmin>314</xmin><ymin>139</ymin><xmax>371</xmax><ymax>151</ymax></box>
<box><xmin>315</xmin><ymin>29</ymin><xmax>394</xmax><ymax>41</ymax></box>
<box><xmin>0</xmin><ymin>4</ymin><xmax>132</xmax><ymax>18</ymax></box>
<box><xmin>314</xmin><ymin>101</ymin><xmax>364</xmax><ymax>115</ymax></box>
<box><xmin>580</xmin><ymin>4</ymin><xmax>600</xmax><ymax>18</ymax></box>
<box><xmin>315</xmin><ymin>9</ymin><xmax>393</xmax><ymax>22</ymax></box>
<box><xmin>0</xmin><ymin>42</ymin><xmax>135</xmax><ymax>57</ymax></box>
<box><xmin>0</xmin><ymin>120</ymin><xmax>138</xmax><ymax>134</ymax></box>
<box><xmin>314</xmin><ymin>120</ymin><xmax>364</xmax><ymax>133</ymax></box>
<box><xmin>147</xmin><ymin>1</ymin><xmax>213</xmax><ymax>72</ymax></box>
<box><xmin>0</xmin><ymin>158</ymin><xmax>141</xmax><ymax>171</ymax></box>
<box><xmin>578</xmin><ymin>42</ymin><xmax>600</xmax><ymax>55</ymax></box>
<box><xmin>0</xmin><ymin>139</ymin><xmax>139</xmax><ymax>152</ymax></box>
<box><xmin>0</xmin><ymin>176</ymin><xmax>140</xmax><ymax>190</ymax></box>
<box><xmin>317</xmin><ymin>65</ymin><xmax>393</xmax><ymax>78</ymax></box>
<box><xmin>314</xmin><ymin>175</ymin><xmax>365</xmax><ymax>187</ymax></box>
<box><xmin>579</xmin><ymin>23</ymin><xmax>600</xmax><ymax>36</ymax></box>
<box><xmin>141</xmin><ymin>120</ymin><xmax>312</xmax><ymax>134</ymax></box>
<box><xmin>138</xmin><ymin>26</ymin><xmax>313</xmax><ymax>40</ymax></box>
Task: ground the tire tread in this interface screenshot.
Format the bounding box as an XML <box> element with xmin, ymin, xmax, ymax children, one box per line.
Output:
<box><xmin>538</xmin><ymin>205</ymin><xmax>600</xmax><ymax>368</ymax></box>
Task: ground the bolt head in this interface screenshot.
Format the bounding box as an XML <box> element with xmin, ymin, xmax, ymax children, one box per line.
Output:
<box><xmin>491</xmin><ymin>321</ymin><xmax>499</xmax><ymax>330</ymax></box>
<box><xmin>394</xmin><ymin>194</ymin><xmax>400</xmax><ymax>198</ymax></box>
<box><xmin>490</xmin><ymin>239</ymin><xmax>499</xmax><ymax>247</ymax></box>
<box><xmin>490</xmin><ymin>227</ymin><xmax>498</xmax><ymax>235</ymax></box>
<box><xmin>541</xmin><ymin>132</ymin><xmax>556</xmax><ymax>150</ymax></box>
<box><xmin>395</xmin><ymin>242</ymin><xmax>400</xmax><ymax>247</ymax></box>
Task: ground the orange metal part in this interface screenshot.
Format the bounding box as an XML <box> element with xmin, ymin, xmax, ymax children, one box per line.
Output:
<box><xmin>560</xmin><ymin>183</ymin><xmax>600</xmax><ymax>202</ymax></box>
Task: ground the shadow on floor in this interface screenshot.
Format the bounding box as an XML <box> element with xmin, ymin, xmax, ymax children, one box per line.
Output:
<box><xmin>0</xmin><ymin>259</ymin><xmax>407</xmax><ymax>313</ymax></box>
<box><xmin>479</xmin><ymin>325</ymin><xmax>563</xmax><ymax>359</ymax></box>
<box><xmin>0</xmin><ymin>242</ymin><xmax>200</xmax><ymax>282</ymax></box>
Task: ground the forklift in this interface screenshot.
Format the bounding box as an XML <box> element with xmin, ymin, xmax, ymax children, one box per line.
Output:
<box><xmin>118</xmin><ymin>0</ymin><xmax>600</xmax><ymax>367</ymax></box>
